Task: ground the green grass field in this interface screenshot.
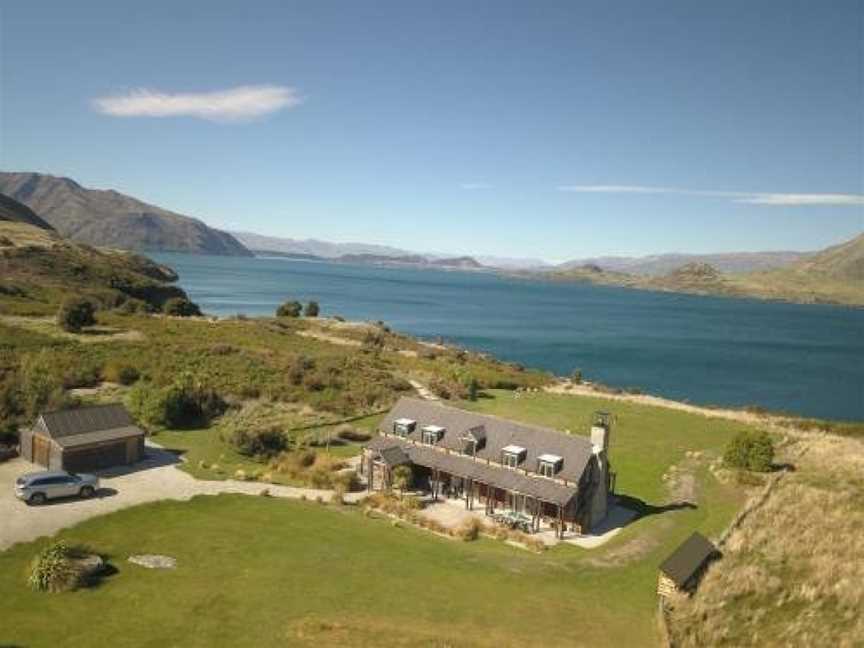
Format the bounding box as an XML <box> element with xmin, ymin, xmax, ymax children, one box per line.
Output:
<box><xmin>0</xmin><ymin>390</ymin><xmax>754</xmax><ymax>647</ymax></box>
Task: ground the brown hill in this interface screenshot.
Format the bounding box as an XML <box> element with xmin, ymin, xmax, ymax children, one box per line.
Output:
<box><xmin>0</xmin><ymin>172</ymin><xmax>251</xmax><ymax>257</ymax></box>
<box><xmin>0</xmin><ymin>193</ymin><xmax>55</xmax><ymax>231</ymax></box>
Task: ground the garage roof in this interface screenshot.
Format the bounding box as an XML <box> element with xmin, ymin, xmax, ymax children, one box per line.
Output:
<box><xmin>39</xmin><ymin>404</ymin><xmax>137</xmax><ymax>439</ymax></box>
<box><xmin>54</xmin><ymin>426</ymin><xmax>144</xmax><ymax>449</ymax></box>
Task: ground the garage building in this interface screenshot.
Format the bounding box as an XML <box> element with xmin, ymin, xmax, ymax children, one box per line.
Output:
<box><xmin>20</xmin><ymin>403</ymin><xmax>145</xmax><ymax>472</ymax></box>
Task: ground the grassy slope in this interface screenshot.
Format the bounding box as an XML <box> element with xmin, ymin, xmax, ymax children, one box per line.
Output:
<box><xmin>0</xmin><ymin>390</ymin><xmax>751</xmax><ymax>647</ymax></box>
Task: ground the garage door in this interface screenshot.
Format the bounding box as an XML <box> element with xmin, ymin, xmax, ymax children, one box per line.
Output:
<box><xmin>63</xmin><ymin>442</ymin><xmax>128</xmax><ymax>472</ymax></box>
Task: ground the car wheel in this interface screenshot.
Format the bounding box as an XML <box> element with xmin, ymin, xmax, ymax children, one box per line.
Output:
<box><xmin>29</xmin><ymin>492</ymin><xmax>47</xmax><ymax>505</ymax></box>
<box><xmin>79</xmin><ymin>485</ymin><xmax>95</xmax><ymax>499</ymax></box>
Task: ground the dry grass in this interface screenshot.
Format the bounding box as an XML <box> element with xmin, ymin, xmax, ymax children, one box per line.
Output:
<box><xmin>668</xmin><ymin>435</ymin><xmax>864</xmax><ymax>647</ymax></box>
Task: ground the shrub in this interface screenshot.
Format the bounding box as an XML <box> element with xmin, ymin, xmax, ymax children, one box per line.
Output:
<box><xmin>335</xmin><ymin>424</ymin><xmax>371</xmax><ymax>442</ymax></box>
<box><xmin>724</xmin><ymin>430</ymin><xmax>775</xmax><ymax>472</ymax></box>
<box><xmin>304</xmin><ymin>301</ymin><xmax>320</xmax><ymax>317</ymax></box>
<box><xmin>56</xmin><ymin>297</ymin><xmax>96</xmax><ymax>332</ymax></box>
<box><xmin>571</xmin><ymin>369</ymin><xmax>583</xmax><ymax>384</ymax></box>
<box><xmin>229</xmin><ymin>426</ymin><xmax>287</xmax><ymax>458</ymax></box>
<box><xmin>276</xmin><ymin>300</ymin><xmax>302</xmax><ymax>318</ymax></box>
<box><xmin>127</xmin><ymin>373</ymin><xmax>226</xmax><ymax>429</ymax></box>
<box><xmin>116</xmin><ymin>298</ymin><xmax>151</xmax><ymax>315</ymax></box>
<box><xmin>102</xmin><ymin>361</ymin><xmax>140</xmax><ymax>385</ymax></box>
<box><xmin>454</xmin><ymin>518</ymin><xmax>483</xmax><ymax>541</ymax></box>
<box><xmin>163</xmin><ymin>297</ymin><xmax>202</xmax><ymax>317</ymax></box>
<box><xmin>234</xmin><ymin>469</ymin><xmax>248</xmax><ymax>481</ymax></box>
<box><xmin>28</xmin><ymin>542</ymin><xmax>85</xmax><ymax>593</ymax></box>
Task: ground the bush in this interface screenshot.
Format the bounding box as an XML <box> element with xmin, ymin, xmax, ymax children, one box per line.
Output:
<box><xmin>276</xmin><ymin>300</ymin><xmax>302</xmax><ymax>318</ymax></box>
<box><xmin>101</xmin><ymin>361</ymin><xmax>140</xmax><ymax>385</ymax></box>
<box><xmin>724</xmin><ymin>430</ymin><xmax>775</xmax><ymax>472</ymax></box>
<box><xmin>56</xmin><ymin>297</ymin><xmax>96</xmax><ymax>332</ymax></box>
<box><xmin>335</xmin><ymin>425</ymin><xmax>371</xmax><ymax>442</ymax></box>
<box><xmin>229</xmin><ymin>426</ymin><xmax>287</xmax><ymax>458</ymax></box>
<box><xmin>454</xmin><ymin>518</ymin><xmax>483</xmax><ymax>541</ymax></box>
<box><xmin>116</xmin><ymin>298</ymin><xmax>151</xmax><ymax>315</ymax></box>
<box><xmin>304</xmin><ymin>301</ymin><xmax>320</xmax><ymax>317</ymax></box>
<box><xmin>127</xmin><ymin>373</ymin><xmax>226</xmax><ymax>429</ymax></box>
<box><xmin>163</xmin><ymin>297</ymin><xmax>202</xmax><ymax>317</ymax></box>
<box><xmin>571</xmin><ymin>369</ymin><xmax>583</xmax><ymax>384</ymax></box>
<box><xmin>28</xmin><ymin>542</ymin><xmax>85</xmax><ymax>593</ymax></box>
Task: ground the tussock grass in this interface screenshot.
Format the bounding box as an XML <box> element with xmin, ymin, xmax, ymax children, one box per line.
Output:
<box><xmin>668</xmin><ymin>436</ymin><xmax>864</xmax><ymax>647</ymax></box>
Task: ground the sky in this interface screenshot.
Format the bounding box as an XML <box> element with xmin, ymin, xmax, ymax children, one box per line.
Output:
<box><xmin>1</xmin><ymin>1</ymin><xmax>862</xmax><ymax>262</ymax></box>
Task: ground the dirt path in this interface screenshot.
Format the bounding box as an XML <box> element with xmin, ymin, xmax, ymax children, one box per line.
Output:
<box><xmin>0</xmin><ymin>444</ymin><xmax>366</xmax><ymax>551</ymax></box>
<box><xmin>409</xmin><ymin>379</ymin><xmax>440</xmax><ymax>401</ymax></box>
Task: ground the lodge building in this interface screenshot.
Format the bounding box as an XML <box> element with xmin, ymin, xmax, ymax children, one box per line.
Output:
<box><xmin>362</xmin><ymin>397</ymin><xmax>615</xmax><ymax>535</ymax></box>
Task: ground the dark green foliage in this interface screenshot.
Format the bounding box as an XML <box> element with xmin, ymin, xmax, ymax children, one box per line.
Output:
<box><xmin>229</xmin><ymin>426</ymin><xmax>287</xmax><ymax>458</ymax></box>
<box><xmin>571</xmin><ymin>369</ymin><xmax>583</xmax><ymax>384</ymax></box>
<box><xmin>304</xmin><ymin>301</ymin><xmax>320</xmax><ymax>317</ymax></box>
<box><xmin>724</xmin><ymin>430</ymin><xmax>775</xmax><ymax>472</ymax></box>
<box><xmin>467</xmin><ymin>377</ymin><xmax>480</xmax><ymax>401</ymax></box>
<box><xmin>101</xmin><ymin>361</ymin><xmax>140</xmax><ymax>385</ymax></box>
<box><xmin>163</xmin><ymin>297</ymin><xmax>202</xmax><ymax>317</ymax></box>
<box><xmin>56</xmin><ymin>297</ymin><xmax>96</xmax><ymax>332</ymax></box>
<box><xmin>276</xmin><ymin>300</ymin><xmax>302</xmax><ymax>318</ymax></box>
<box><xmin>116</xmin><ymin>298</ymin><xmax>152</xmax><ymax>315</ymax></box>
<box><xmin>127</xmin><ymin>373</ymin><xmax>226</xmax><ymax>429</ymax></box>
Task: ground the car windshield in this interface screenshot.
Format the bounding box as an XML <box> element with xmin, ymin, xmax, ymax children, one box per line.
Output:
<box><xmin>68</xmin><ymin>473</ymin><xmax>81</xmax><ymax>480</ymax></box>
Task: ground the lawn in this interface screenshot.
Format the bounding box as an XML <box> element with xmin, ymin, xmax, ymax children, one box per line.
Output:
<box><xmin>157</xmin><ymin>413</ymin><xmax>384</xmax><ymax>484</ymax></box>
<box><xmin>0</xmin><ymin>390</ymin><xmax>753</xmax><ymax>647</ymax></box>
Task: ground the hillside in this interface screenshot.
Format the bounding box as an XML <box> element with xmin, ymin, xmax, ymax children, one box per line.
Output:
<box><xmin>232</xmin><ymin>230</ymin><xmax>413</xmax><ymax>259</ymax></box>
<box><xmin>543</xmin><ymin>233</ymin><xmax>864</xmax><ymax>306</ymax></box>
<box><xmin>0</xmin><ymin>220</ymin><xmax>187</xmax><ymax>314</ymax></box>
<box><xmin>0</xmin><ymin>172</ymin><xmax>251</xmax><ymax>257</ymax></box>
<box><xmin>558</xmin><ymin>251</ymin><xmax>809</xmax><ymax>276</ymax></box>
<box><xmin>0</xmin><ymin>193</ymin><xmax>54</xmax><ymax>230</ymax></box>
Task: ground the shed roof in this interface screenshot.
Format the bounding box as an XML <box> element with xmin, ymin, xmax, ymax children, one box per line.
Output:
<box><xmin>39</xmin><ymin>404</ymin><xmax>136</xmax><ymax>439</ymax></box>
<box><xmin>659</xmin><ymin>532</ymin><xmax>719</xmax><ymax>588</ymax></box>
<box><xmin>54</xmin><ymin>426</ymin><xmax>144</xmax><ymax>449</ymax></box>
<box><xmin>377</xmin><ymin>445</ymin><xmax>411</xmax><ymax>468</ymax></box>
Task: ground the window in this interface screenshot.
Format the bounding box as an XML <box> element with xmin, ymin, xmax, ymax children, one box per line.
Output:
<box><xmin>393</xmin><ymin>418</ymin><xmax>416</xmax><ymax>437</ymax></box>
<box><xmin>537</xmin><ymin>454</ymin><xmax>563</xmax><ymax>477</ymax></box>
<box><xmin>538</xmin><ymin>462</ymin><xmax>555</xmax><ymax>478</ymax></box>
<box><xmin>421</xmin><ymin>425</ymin><xmax>445</xmax><ymax>445</ymax></box>
<box><xmin>462</xmin><ymin>439</ymin><xmax>477</xmax><ymax>456</ymax></box>
<box><xmin>502</xmin><ymin>452</ymin><xmax>519</xmax><ymax>468</ymax></box>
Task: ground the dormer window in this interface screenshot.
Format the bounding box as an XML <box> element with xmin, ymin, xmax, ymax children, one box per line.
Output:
<box><xmin>460</xmin><ymin>425</ymin><xmax>486</xmax><ymax>456</ymax></box>
<box><xmin>537</xmin><ymin>454</ymin><xmax>563</xmax><ymax>477</ymax></box>
<box><xmin>393</xmin><ymin>418</ymin><xmax>416</xmax><ymax>437</ymax></box>
<box><xmin>421</xmin><ymin>425</ymin><xmax>445</xmax><ymax>445</ymax></box>
<box><xmin>501</xmin><ymin>445</ymin><xmax>526</xmax><ymax>468</ymax></box>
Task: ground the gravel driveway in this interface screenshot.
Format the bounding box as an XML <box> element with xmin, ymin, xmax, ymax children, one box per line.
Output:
<box><xmin>0</xmin><ymin>443</ymin><xmax>365</xmax><ymax>551</ymax></box>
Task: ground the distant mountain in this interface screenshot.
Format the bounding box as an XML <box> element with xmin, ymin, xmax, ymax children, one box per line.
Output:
<box><xmin>0</xmin><ymin>172</ymin><xmax>252</xmax><ymax>257</ymax></box>
<box><xmin>542</xmin><ymin>233</ymin><xmax>864</xmax><ymax>307</ymax></box>
<box><xmin>338</xmin><ymin>253</ymin><xmax>484</xmax><ymax>269</ymax></box>
<box><xmin>0</xmin><ymin>193</ymin><xmax>55</xmax><ymax>231</ymax></box>
<box><xmin>231</xmin><ymin>230</ymin><xmax>413</xmax><ymax>259</ymax></box>
<box><xmin>557</xmin><ymin>251</ymin><xmax>810</xmax><ymax>276</ymax></box>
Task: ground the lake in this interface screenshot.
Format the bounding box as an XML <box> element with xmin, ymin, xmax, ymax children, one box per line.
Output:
<box><xmin>153</xmin><ymin>253</ymin><xmax>864</xmax><ymax>422</ymax></box>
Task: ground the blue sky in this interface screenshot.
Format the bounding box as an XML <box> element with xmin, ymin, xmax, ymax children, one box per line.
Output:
<box><xmin>1</xmin><ymin>1</ymin><xmax>862</xmax><ymax>261</ymax></box>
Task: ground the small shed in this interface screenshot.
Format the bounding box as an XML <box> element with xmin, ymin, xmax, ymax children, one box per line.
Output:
<box><xmin>19</xmin><ymin>404</ymin><xmax>145</xmax><ymax>472</ymax></box>
<box><xmin>658</xmin><ymin>532</ymin><xmax>719</xmax><ymax>597</ymax></box>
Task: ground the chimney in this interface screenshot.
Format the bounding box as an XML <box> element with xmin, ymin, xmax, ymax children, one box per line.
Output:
<box><xmin>591</xmin><ymin>423</ymin><xmax>609</xmax><ymax>454</ymax></box>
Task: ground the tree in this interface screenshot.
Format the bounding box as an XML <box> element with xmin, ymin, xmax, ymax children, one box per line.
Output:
<box><xmin>57</xmin><ymin>297</ymin><xmax>96</xmax><ymax>332</ymax></box>
<box><xmin>391</xmin><ymin>465</ymin><xmax>413</xmax><ymax>500</ymax></box>
<box><xmin>723</xmin><ymin>430</ymin><xmax>775</xmax><ymax>472</ymax></box>
<box><xmin>163</xmin><ymin>297</ymin><xmax>202</xmax><ymax>317</ymax></box>
<box><xmin>276</xmin><ymin>300</ymin><xmax>302</xmax><ymax>318</ymax></box>
<box><xmin>304</xmin><ymin>301</ymin><xmax>320</xmax><ymax>317</ymax></box>
<box><xmin>467</xmin><ymin>377</ymin><xmax>480</xmax><ymax>401</ymax></box>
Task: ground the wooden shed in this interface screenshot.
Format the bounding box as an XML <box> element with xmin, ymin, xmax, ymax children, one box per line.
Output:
<box><xmin>658</xmin><ymin>532</ymin><xmax>719</xmax><ymax>597</ymax></box>
<box><xmin>19</xmin><ymin>404</ymin><xmax>145</xmax><ymax>472</ymax></box>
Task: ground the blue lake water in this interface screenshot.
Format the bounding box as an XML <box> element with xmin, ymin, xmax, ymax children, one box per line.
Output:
<box><xmin>153</xmin><ymin>253</ymin><xmax>864</xmax><ymax>422</ymax></box>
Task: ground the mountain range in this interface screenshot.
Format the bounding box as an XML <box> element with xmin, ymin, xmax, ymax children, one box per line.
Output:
<box><xmin>0</xmin><ymin>172</ymin><xmax>251</xmax><ymax>257</ymax></box>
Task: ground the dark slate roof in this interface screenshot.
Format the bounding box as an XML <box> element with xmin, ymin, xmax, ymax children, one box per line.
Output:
<box><xmin>378</xmin><ymin>397</ymin><xmax>594</xmax><ymax>483</ymax></box>
<box><xmin>38</xmin><ymin>404</ymin><xmax>142</xmax><ymax>440</ymax></box>
<box><xmin>377</xmin><ymin>445</ymin><xmax>411</xmax><ymax>468</ymax></box>
<box><xmin>659</xmin><ymin>532</ymin><xmax>719</xmax><ymax>588</ymax></box>
<box><xmin>367</xmin><ymin>436</ymin><xmax>579</xmax><ymax>506</ymax></box>
<box><xmin>54</xmin><ymin>426</ymin><xmax>144</xmax><ymax>449</ymax></box>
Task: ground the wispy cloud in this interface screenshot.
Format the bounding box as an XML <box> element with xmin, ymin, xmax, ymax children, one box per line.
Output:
<box><xmin>460</xmin><ymin>182</ymin><xmax>493</xmax><ymax>190</ymax></box>
<box><xmin>557</xmin><ymin>184</ymin><xmax>864</xmax><ymax>207</ymax></box>
<box><xmin>92</xmin><ymin>85</ymin><xmax>303</xmax><ymax>122</ymax></box>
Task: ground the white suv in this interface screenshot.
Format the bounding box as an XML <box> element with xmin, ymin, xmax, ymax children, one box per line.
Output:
<box><xmin>14</xmin><ymin>470</ymin><xmax>100</xmax><ymax>505</ymax></box>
